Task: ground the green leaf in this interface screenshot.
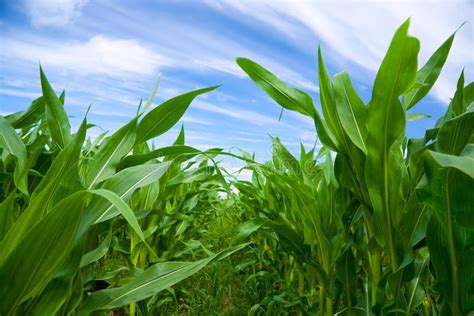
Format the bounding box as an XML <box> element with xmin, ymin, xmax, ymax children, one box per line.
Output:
<box><xmin>236</xmin><ymin>57</ymin><xmax>337</xmax><ymax>149</ymax></box>
<box><xmin>237</xmin><ymin>57</ymin><xmax>315</xmax><ymax>117</ymax></box>
<box><xmin>84</xmin><ymin>117</ymin><xmax>138</xmax><ymax>188</ymax></box>
<box><xmin>80</xmin><ymin>226</ymin><xmax>112</xmax><ymax>267</ymax></box>
<box><xmin>436</xmin><ymin>72</ymin><xmax>466</xmax><ymax>127</ymax></box>
<box><xmin>333</xmin><ymin>72</ymin><xmax>368</xmax><ymax>153</ymax></box>
<box><xmin>117</xmin><ymin>145</ymin><xmax>200</xmax><ymax>170</ymax></box>
<box><xmin>40</xmin><ymin>66</ymin><xmax>71</xmax><ymax>148</ymax></box>
<box><xmin>0</xmin><ymin>116</ymin><xmax>29</xmax><ymax>194</ymax></box>
<box><xmin>0</xmin><ymin>119</ymin><xmax>87</xmax><ymax>262</ymax></box>
<box><xmin>0</xmin><ymin>193</ymin><xmax>86</xmax><ymax>314</ymax></box>
<box><xmin>5</xmin><ymin>96</ymin><xmax>45</xmax><ymax>129</ymax></box>
<box><xmin>173</xmin><ymin>125</ymin><xmax>185</xmax><ymax>146</ymax></box>
<box><xmin>77</xmin><ymin>243</ymin><xmax>249</xmax><ymax>314</ymax></box>
<box><xmin>0</xmin><ymin>192</ymin><xmax>18</xmax><ymax>241</ymax></box>
<box><xmin>234</xmin><ymin>218</ymin><xmax>266</xmax><ymax>243</ymax></box>
<box><xmin>90</xmin><ymin>162</ymin><xmax>171</xmax><ymax>223</ymax></box>
<box><xmin>437</xmin><ymin>111</ymin><xmax>474</xmax><ymax>155</ymax></box>
<box><xmin>335</xmin><ymin>246</ymin><xmax>357</xmax><ymax>308</ymax></box>
<box><xmin>463</xmin><ymin>82</ymin><xmax>474</xmax><ymax>108</ymax></box>
<box><xmin>451</xmin><ymin>71</ymin><xmax>465</xmax><ymax>115</ymax></box>
<box><xmin>418</xmin><ymin>150</ymin><xmax>474</xmax><ymax>314</ymax></box>
<box><xmin>364</xmin><ymin>19</ymin><xmax>420</xmax><ymax>271</ymax></box>
<box><xmin>406</xmin><ymin>253</ymin><xmax>429</xmax><ymax>313</ymax></box>
<box><xmin>136</xmin><ymin>86</ymin><xmax>219</xmax><ymax>143</ymax></box>
<box><xmin>318</xmin><ymin>47</ymin><xmax>347</xmax><ymax>151</ymax></box>
<box><xmin>426</xmin><ymin>150</ymin><xmax>474</xmax><ymax>179</ymax></box>
<box><xmin>406</xmin><ymin>113</ymin><xmax>431</xmax><ymax>121</ymax></box>
<box><xmin>403</xmin><ymin>30</ymin><xmax>457</xmax><ymax>109</ymax></box>
<box><xmin>140</xmin><ymin>74</ymin><xmax>161</xmax><ymax>114</ymax></box>
<box><xmin>91</xmin><ymin>189</ymin><xmax>146</xmax><ymax>243</ymax></box>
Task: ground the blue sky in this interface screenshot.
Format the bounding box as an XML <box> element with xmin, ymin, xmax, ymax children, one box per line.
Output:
<box><xmin>0</xmin><ymin>0</ymin><xmax>473</xmax><ymax>173</ymax></box>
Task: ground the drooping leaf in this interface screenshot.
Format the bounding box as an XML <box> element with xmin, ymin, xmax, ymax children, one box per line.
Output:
<box><xmin>91</xmin><ymin>189</ymin><xmax>147</xmax><ymax>243</ymax></box>
<box><xmin>437</xmin><ymin>110</ymin><xmax>474</xmax><ymax>155</ymax></box>
<box><xmin>90</xmin><ymin>162</ymin><xmax>171</xmax><ymax>224</ymax></box>
<box><xmin>77</xmin><ymin>243</ymin><xmax>249</xmax><ymax>314</ymax></box>
<box><xmin>236</xmin><ymin>57</ymin><xmax>337</xmax><ymax>149</ymax></box>
<box><xmin>5</xmin><ymin>96</ymin><xmax>45</xmax><ymax>129</ymax></box>
<box><xmin>418</xmin><ymin>150</ymin><xmax>474</xmax><ymax>314</ymax></box>
<box><xmin>117</xmin><ymin>145</ymin><xmax>200</xmax><ymax>170</ymax></box>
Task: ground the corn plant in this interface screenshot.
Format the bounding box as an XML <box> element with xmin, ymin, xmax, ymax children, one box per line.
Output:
<box><xmin>233</xmin><ymin>139</ymin><xmax>358</xmax><ymax>315</ymax></box>
<box><xmin>237</xmin><ymin>19</ymin><xmax>473</xmax><ymax>315</ymax></box>
<box><xmin>0</xmin><ymin>68</ymin><xmax>248</xmax><ymax>315</ymax></box>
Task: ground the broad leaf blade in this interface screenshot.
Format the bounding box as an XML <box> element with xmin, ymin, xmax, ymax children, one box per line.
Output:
<box><xmin>403</xmin><ymin>31</ymin><xmax>456</xmax><ymax>109</ymax></box>
<box><xmin>364</xmin><ymin>19</ymin><xmax>420</xmax><ymax>270</ymax></box>
<box><xmin>77</xmin><ymin>243</ymin><xmax>249</xmax><ymax>313</ymax></box>
<box><xmin>84</xmin><ymin>117</ymin><xmax>138</xmax><ymax>188</ymax></box>
<box><xmin>0</xmin><ymin>116</ymin><xmax>29</xmax><ymax>194</ymax></box>
<box><xmin>333</xmin><ymin>72</ymin><xmax>367</xmax><ymax>153</ymax></box>
<box><xmin>0</xmin><ymin>193</ymin><xmax>86</xmax><ymax>314</ymax></box>
<box><xmin>236</xmin><ymin>57</ymin><xmax>337</xmax><ymax>149</ymax></box>
<box><xmin>136</xmin><ymin>86</ymin><xmax>219</xmax><ymax>144</ymax></box>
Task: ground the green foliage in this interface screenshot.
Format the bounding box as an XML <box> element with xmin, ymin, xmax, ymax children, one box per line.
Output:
<box><xmin>1</xmin><ymin>19</ymin><xmax>472</xmax><ymax>316</ymax></box>
<box><xmin>0</xmin><ymin>68</ymin><xmax>246</xmax><ymax>315</ymax></box>
<box><xmin>237</xmin><ymin>19</ymin><xmax>472</xmax><ymax>315</ymax></box>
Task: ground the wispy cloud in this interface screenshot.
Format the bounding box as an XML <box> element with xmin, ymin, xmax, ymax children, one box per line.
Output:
<box><xmin>181</xmin><ymin>116</ymin><xmax>213</xmax><ymax>126</ymax></box>
<box><xmin>1</xmin><ymin>35</ymin><xmax>170</xmax><ymax>77</ymax></box>
<box><xmin>206</xmin><ymin>0</ymin><xmax>473</xmax><ymax>103</ymax></box>
<box><xmin>193</xmin><ymin>100</ymin><xmax>283</xmax><ymax>127</ymax></box>
<box><xmin>0</xmin><ymin>88</ymin><xmax>40</xmax><ymax>99</ymax></box>
<box><xmin>24</xmin><ymin>0</ymin><xmax>89</xmax><ymax>27</ymax></box>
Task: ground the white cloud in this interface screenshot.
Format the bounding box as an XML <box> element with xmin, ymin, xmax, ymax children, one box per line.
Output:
<box><xmin>193</xmin><ymin>99</ymin><xmax>284</xmax><ymax>126</ymax></box>
<box><xmin>1</xmin><ymin>35</ymin><xmax>171</xmax><ymax>77</ymax></box>
<box><xmin>0</xmin><ymin>88</ymin><xmax>40</xmax><ymax>99</ymax></box>
<box><xmin>230</xmin><ymin>136</ymin><xmax>267</xmax><ymax>144</ymax></box>
<box><xmin>206</xmin><ymin>0</ymin><xmax>473</xmax><ymax>104</ymax></box>
<box><xmin>181</xmin><ymin>116</ymin><xmax>213</xmax><ymax>126</ymax></box>
<box><xmin>24</xmin><ymin>0</ymin><xmax>88</xmax><ymax>27</ymax></box>
<box><xmin>80</xmin><ymin>5</ymin><xmax>318</xmax><ymax>92</ymax></box>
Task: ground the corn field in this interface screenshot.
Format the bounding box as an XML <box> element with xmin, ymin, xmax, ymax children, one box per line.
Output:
<box><xmin>0</xmin><ymin>20</ymin><xmax>473</xmax><ymax>315</ymax></box>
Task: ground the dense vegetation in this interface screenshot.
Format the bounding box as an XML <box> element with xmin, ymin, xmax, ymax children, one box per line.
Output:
<box><xmin>0</xmin><ymin>20</ymin><xmax>473</xmax><ymax>315</ymax></box>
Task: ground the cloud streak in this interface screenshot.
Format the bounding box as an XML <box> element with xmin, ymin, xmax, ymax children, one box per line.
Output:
<box><xmin>24</xmin><ymin>0</ymin><xmax>89</xmax><ymax>27</ymax></box>
<box><xmin>206</xmin><ymin>0</ymin><xmax>473</xmax><ymax>103</ymax></box>
<box><xmin>1</xmin><ymin>35</ymin><xmax>170</xmax><ymax>77</ymax></box>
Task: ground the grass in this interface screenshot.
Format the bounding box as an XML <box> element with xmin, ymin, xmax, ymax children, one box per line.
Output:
<box><xmin>0</xmin><ymin>20</ymin><xmax>473</xmax><ymax>315</ymax></box>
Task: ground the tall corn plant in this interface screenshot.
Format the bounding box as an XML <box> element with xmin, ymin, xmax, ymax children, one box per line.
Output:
<box><xmin>237</xmin><ymin>19</ymin><xmax>473</xmax><ymax>315</ymax></box>
<box><xmin>0</xmin><ymin>68</ymin><xmax>247</xmax><ymax>315</ymax></box>
<box><xmin>234</xmin><ymin>140</ymin><xmax>357</xmax><ymax>315</ymax></box>
<box><xmin>414</xmin><ymin>73</ymin><xmax>474</xmax><ymax>315</ymax></box>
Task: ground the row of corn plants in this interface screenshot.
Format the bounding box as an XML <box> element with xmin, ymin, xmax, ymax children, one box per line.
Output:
<box><xmin>234</xmin><ymin>19</ymin><xmax>473</xmax><ymax>315</ymax></box>
<box><xmin>0</xmin><ymin>69</ymin><xmax>249</xmax><ymax>315</ymax></box>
